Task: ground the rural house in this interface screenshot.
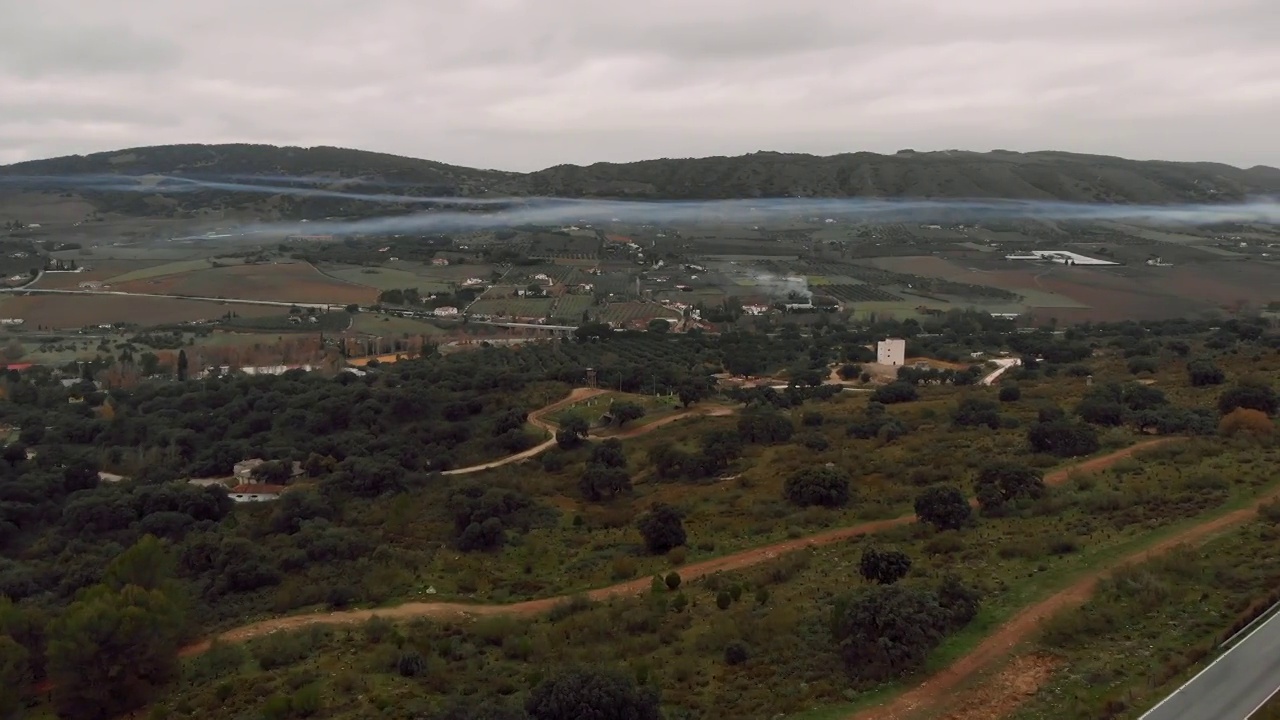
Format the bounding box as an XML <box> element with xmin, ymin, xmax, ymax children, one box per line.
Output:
<box><xmin>228</xmin><ymin>484</ymin><xmax>287</xmax><ymax>502</ymax></box>
<box><xmin>877</xmin><ymin>338</ymin><xmax>906</xmax><ymax>367</ymax></box>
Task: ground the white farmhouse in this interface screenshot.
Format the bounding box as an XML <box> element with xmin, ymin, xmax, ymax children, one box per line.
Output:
<box><xmin>877</xmin><ymin>338</ymin><xmax>906</xmax><ymax>367</ymax></box>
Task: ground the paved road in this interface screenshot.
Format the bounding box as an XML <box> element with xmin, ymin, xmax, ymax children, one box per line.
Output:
<box><xmin>980</xmin><ymin>357</ymin><xmax>1022</xmax><ymax>385</ymax></box>
<box><xmin>0</xmin><ymin>286</ymin><xmax>336</xmax><ymax>310</ymax></box>
<box><xmin>1139</xmin><ymin>609</ymin><xmax>1280</xmax><ymax>720</ymax></box>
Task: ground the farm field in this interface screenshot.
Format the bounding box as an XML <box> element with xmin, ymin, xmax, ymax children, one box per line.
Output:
<box><xmin>597</xmin><ymin>302</ymin><xmax>681</xmax><ymax>325</ymax></box>
<box><xmin>468</xmin><ymin>297</ymin><xmax>557</xmax><ymax>319</ymax></box>
<box><xmin>111</xmin><ymin>262</ymin><xmax>378</xmax><ymax>305</ymax></box>
<box><xmin>352</xmin><ymin>312</ymin><xmax>453</xmax><ymax>336</ymax></box>
<box><xmin>104</xmin><ymin>258</ymin><xmax>234</xmax><ymax>284</ymax></box>
<box><xmin>0</xmin><ymin>293</ymin><xmax>280</xmax><ymax>327</ymax></box>
<box><xmin>320</xmin><ymin>265</ymin><xmax>453</xmax><ymax>293</ymax></box>
<box><xmin>31</xmin><ymin>260</ymin><xmax>162</xmax><ymax>289</ymax></box>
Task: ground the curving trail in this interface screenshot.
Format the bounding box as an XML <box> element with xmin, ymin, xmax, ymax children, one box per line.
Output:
<box><xmin>443</xmin><ymin>389</ymin><xmax>737</xmax><ymax>475</ymax></box>
<box><xmin>442</xmin><ymin>387</ymin><xmax>607</xmax><ymax>475</ymax></box>
<box><xmin>849</xmin><ymin>450</ymin><xmax>1280</xmax><ymax>720</ymax></box>
<box><xmin>179</xmin><ymin>438</ymin><xmax>1178</xmax><ymax>657</ymax></box>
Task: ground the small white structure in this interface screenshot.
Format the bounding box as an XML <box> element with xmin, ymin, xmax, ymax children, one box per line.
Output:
<box><xmin>1004</xmin><ymin>250</ymin><xmax>1118</xmax><ymax>266</ymax></box>
<box><xmin>877</xmin><ymin>338</ymin><xmax>906</xmax><ymax>367</ymax></box>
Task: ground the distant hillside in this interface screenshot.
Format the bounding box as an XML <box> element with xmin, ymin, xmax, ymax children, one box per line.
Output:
<box><xmin>514</xmin><ymin>150</ymin><xmax>1280</xmax><ymax>203</ymax></box>
<box><xmin>1</xmin><ymin>144</ymin><xmax>1278</xmax><ymax>221</ymax></box>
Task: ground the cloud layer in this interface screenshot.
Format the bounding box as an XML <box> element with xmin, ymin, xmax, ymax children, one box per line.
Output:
<box><xmin>1</xmin><ymin>0</ymin><xmax>1277</xmax><ymax>171</ymax></box>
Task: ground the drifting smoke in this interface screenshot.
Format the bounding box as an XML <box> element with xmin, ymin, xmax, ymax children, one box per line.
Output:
<box><xmin>748</xmin><ymin>271</ymin><xmax>812</xmax><ymax>301</ymax></box>
<box><xmin>1</xmin><ymin>174</ymin><xmax>1278</xmax><ymax>235</ymax></box>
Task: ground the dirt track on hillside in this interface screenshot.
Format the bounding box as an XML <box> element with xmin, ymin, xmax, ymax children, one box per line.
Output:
<box><xmin>180</xmin><ymin>438</ymin><xmax>1178</xmax><ymax>657</ymax></box>
<box><xmin>849</xmin><ymin>452</ymin><xmax>1276</xmax><ymax>720</ymax></box>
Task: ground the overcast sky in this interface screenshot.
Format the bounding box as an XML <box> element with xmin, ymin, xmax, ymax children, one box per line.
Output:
<box><xmin>1</xmin><ymin>0</ymin><xmax>1277</xmax><ymax>171</ymax></box>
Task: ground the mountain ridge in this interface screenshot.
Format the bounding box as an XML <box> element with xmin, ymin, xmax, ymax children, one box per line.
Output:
<box><xmin>2</xmin><ymin>144</ymin><xmax>1278</xmax><ymax>219</ymax></box>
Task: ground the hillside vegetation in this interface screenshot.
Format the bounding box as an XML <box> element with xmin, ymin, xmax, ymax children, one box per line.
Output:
<box><xmin>2</xmin><ymin>145</ymin><xmax>1278</xmax><ymax>219</ymax></box>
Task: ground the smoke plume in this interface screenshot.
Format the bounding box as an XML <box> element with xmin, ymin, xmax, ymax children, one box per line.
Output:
<box><xmin>1</xmin><ymin>174</ymin><xmax>1278</xmax><ymax>234</ymax></box>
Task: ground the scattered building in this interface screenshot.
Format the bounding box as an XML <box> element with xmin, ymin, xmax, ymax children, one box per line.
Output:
<box><xmin>228</xmin><ymin>484</ymin><xmax>287</xmax><ymax>502</ymax></box>
<box><xmin>78</xmin><ymin>281</ymin><xmax>103</xmax><ymax>289</ymax></box>
<box><xmin>431</xmin><ymin>257</ymin><xmax>450</xmax><ymax>266</ymax></box>
<box><xmin>877</xmin><ymin>338</ymin><xmax>906</xmax><ymax>367</ymax></box>
<box><xmin>433</xmin><ymin>306</ymin><xmax>460</xmax><ymax>317</ymax></box>
<box><xmin>1004</xmin><ymin>250</ymin><xmax>1119</xmax><ymax>266</ymax></box>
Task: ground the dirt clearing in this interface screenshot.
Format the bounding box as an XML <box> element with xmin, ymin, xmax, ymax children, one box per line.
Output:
<box><xmin>112</xmin><ymin>262</ymin><xmax>377</xmax><ymax>305</ymax></box>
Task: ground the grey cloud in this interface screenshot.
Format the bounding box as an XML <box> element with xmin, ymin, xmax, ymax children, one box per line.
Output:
<box><xmin>0</xmin><ymin>0</ymin><xmax>1276</xmax><ymax>172</ymax></box>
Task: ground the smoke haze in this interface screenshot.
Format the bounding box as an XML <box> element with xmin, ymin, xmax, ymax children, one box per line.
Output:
<box><xmin>1</xmin><ymin>174</ymin><xmax>1278</xmax><ymax>236</ymax></box>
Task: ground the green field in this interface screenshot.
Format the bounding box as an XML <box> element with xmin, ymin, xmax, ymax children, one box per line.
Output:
<box><xmin>322</xmin><ymin>266</ymin><xmax>452</xmax><ymax>293</ymax></box>
<box><xmin>468</xmin><ymin>297</ymin><xmax>556</xmax><ymax>318</ymax></box>
<box><xmin>352</xmin><ymin>313</ymin><xmax>453</xmax><ymax>336</ymax></box>
<box><xmin>105</xmin><ymin>258</ymin><xmax>228</xmax><ymax>283</ymax></box>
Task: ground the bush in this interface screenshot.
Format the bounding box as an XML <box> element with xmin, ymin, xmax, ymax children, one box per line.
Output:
<box><xmin>952</xmin><ymin>397</ymin><xmax>1001</xmax><ymax>429</ymax></box>
<box><xmin>871</xmin><ymin>382</ymin><xmax>918</xmax><ymax>404</ymax></box>
<box><xmin>664</xmin><ymin>572</ymin><xmax>681</xmax><ymax>590</ymax></box>
<box><xmin>1187</xmin><ymin>360</ymin><xmax>1225</xmax><ymax>387</ymax></box>
<box><xmin>802</xmin><ymin>411</ymin><xmax>825</xmax><ymax>426</ymax></box>
<box><xmin>974</xmin><ymin>462</ymin><xmax>1045</xmax><ymax>514</ymax></box>
<box><xmin>859</xmin><ymin>547</ymin><xmax>912</xmax><ymax>585</ymax></box>
<box><xmin>397</xmin><ymin>649</ymin><xmax>426</xmax><ymax>678</ymax></box>
<box><xmin>914</xmin><ymin>485</ymin><xmax>972</xmax><ymax>531</ymax></box>
<box><xmin>998</xmin><ymin>385</ymin><xmax>1021</xmax><ymax>402</ymax></box>
<box><xmin>526</xmin><ymin>668</ymin><xmax>662</xmax><ymax>720</ymax></box>
<box><xmin>830</xmin><ymin>585</ymin><xmax>947</xmax><ymax>682</ymax></box>
<box><xmin>637</xmin><ymin>503</ymin><xmax>686</xmax><ymax>555</ymax></box>
<box><xmin>784</xmin><ymin>466</ymin><xmax>852</xmax><ymax>508</ymax></box>
<box><xmin>716</xmin><ymin>591</ymin><xmax>733</xmax><ymax>610</ymax></box>
<box><xmin>1027</xmin><ymin>420</ymin><xmax>1100</xmax><ymax>457</ymax></box>
<box><xmin>1218</xmin><ymin>381</ymin><xmax>1278</xmax><ymax>416</ymax></box>
<box><xmin>1219</xmin><ymin>408</ymin><xmax>1274</xmax><ymax>440</ymax></box>
<box><xmin>724</xmin><ymin>642</ymin><xmax>749</xmax><ymax>666</ymax></box>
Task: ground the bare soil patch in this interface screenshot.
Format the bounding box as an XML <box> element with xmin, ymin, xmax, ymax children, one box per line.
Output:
<box><xmin>113</xmin><ymin>262</ymin><xmax>377</xmax><ymax>305</ymax></box>
<box><xmin>0</xmin><ymin>294</ymin><xmax>279</xmax><ymax>328</ymax></box>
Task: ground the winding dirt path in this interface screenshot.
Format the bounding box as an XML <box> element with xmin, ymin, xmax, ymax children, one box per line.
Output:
<box><xmin>850</xmin><ymin>459</ymin><xmax>1278</xmax><ymax>720</ymax></box>
<box><xmin>180</xmin><ymin>438</ymin><xmax>1177</xmax><ymax>657</ymax></box>
<box><xmin>442</xmin><ymin>387</ymin><xmax>607</xmax><ymax>475</ymax></box>
<box><xmin>444</xmin><ymin>389</ymin><xmax>737</xmax><ymax>475</ymax></box>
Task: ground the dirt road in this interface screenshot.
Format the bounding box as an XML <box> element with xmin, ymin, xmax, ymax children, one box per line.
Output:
<box><xmin>181</xmin><ymin>438</ymin><xmax>1176</xmax><ymax>656</ymax></box>
<box><xmin>444</xmin><ymin>389</ymin><xmax>736</xmax><ymax>475</ymax></box>
<box><xmin>442</xmin><ymin>387</ymin><xmax>608</xmax><ymax>476</ymax></box>
<box><xmin>850</xmin><ymin>462</ymin><xmax>1276</xmax><ymax>720</ymax></box>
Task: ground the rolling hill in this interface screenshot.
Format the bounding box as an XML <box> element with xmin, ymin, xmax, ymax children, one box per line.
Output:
<box><xmin>1</xmin><ymin>144</ymin><xmax>1278</xmax><ymax>220</ymax></box>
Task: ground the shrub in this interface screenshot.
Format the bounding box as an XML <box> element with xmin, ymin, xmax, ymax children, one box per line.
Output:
<box><xmin>397</xmin><ymin>649</ymin><xmax>426</xmax><ymax>678</ymax></box>
<box><xmin>1219</xmin><ymin>408</ymin><xmax>1274</xmax><ymax>439</ymax></box>
<box><xmin>952</xmin><ymin>397</ymin><xmax>1001</xmax><ymax>429</ymax></box>
<box><xmin>1187</xmin><ymin>360</ymin><xmax>1226</xmax><ymax>387</ymax></box>
<box><xmin>784</xmin><ymin>466</ymin><xmax>852</xmax><ymax>508</ymax></box>
<box><xmin>724</xmin><ymin>642</ymin><xmax>749</xmax><ymax>666</ymax></box>
<box><xmin>526</xmin><ymin>668</ymin><xmax>662</xmax><ymax>720</ymax></box>
<box><xmin>802</xmin><ymin>411</ymin><xmax>825</xmax><ymax>426</ymax></box>
<box><xmin>998</xmin><ymin>385</ymin><xmax>1021</xmax><ymax>402</ymax></box>
<box><xmin>798</xmin><ymin>432</ymin><xmax>831</xmax><ymax>451</ymax></box>
<box><xmin>871</xmin><ymin>382</ymin><xmax>918</xmax><ymax>404</ymax></box>
<box><xmin>1027</xmin><ymin>420</ymin><xmax>1100</xmax><ymax>457</ymax></box>
<box><xmin>830</xmin><ymin>585</ymin><xmax>948</xmax><ymax>682</ymax></box>
<box><xmin>974</xmin><ymin>462</ymin><xmax>1046</xmax><ymax>514</ymax></box>
<box><xmin>914</xmin><ymin>485</ymin><xmax>972</xmax><ymax>531</ymax></box>
<box><xmin>1218</xmin><ymin>381</ymin><xmax>1278</xmax><ymax>416</ymax></box>
<box><xmin>716</xmin><ymin>591</ymin><xmax>733</xmax><ymax>610</ymax></box>
<box><xmin>667</xmin><ymin>546</ymin><xmax>687</xmax><ymax>565</ymax></box>
<box><xmin>755</xmin><ymin>588</ymin><xmax>769</xmax><ymax>606</ymax></box>
<box><xmin>636</xmin><ymin>503</ymin><xmax>686</xmax><ymax>555</ymax></box>
<box><xmin>859</xmin><ymin>547</ymin><xmax>912</xmax><ymax>585</ymax></box>
<box><xmin>664</xmin><ymin>572</ymin><xmax>682</xmax><ymax>590</ymax></box>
